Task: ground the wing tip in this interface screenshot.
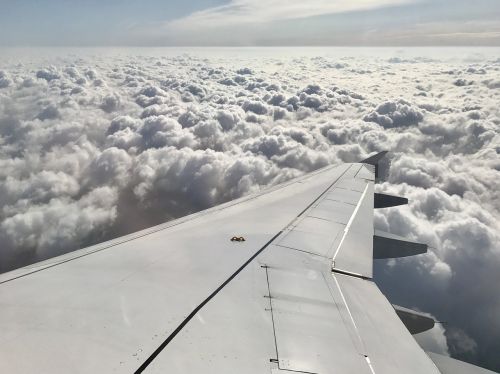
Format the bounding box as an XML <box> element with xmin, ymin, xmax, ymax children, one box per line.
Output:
<box><xmin>360</xmin><ymin>150</ymin><xmax>389</xmax><ymax>165</ymax></box>
<box><xmin>360</xmin><ymin>151</ymin><xmax>389</xmax><ymax>180</ymax></box>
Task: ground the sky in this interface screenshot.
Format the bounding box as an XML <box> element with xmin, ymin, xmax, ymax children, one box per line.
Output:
<box><xmin>0</xmin><ymin>0</ymin><xmax>500</xmax><ymax>46</ymax></box>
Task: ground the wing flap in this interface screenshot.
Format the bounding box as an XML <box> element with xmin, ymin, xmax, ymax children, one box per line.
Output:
<box><xmin>334</xmin><ymin>273</ymin><xmax>440</xmax><ymax>374</ymax></box>
<box><xmin>266</xmin><ymin>247</ymin><xmax>371</xmax><ymax>374</ymax></box>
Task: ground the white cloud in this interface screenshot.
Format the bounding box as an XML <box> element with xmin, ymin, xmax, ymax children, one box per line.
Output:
<box><xmin>414</xmin><ymin>323</ymin><xmax>449</xmax><ymax>355</ymax></box>
<box><xmin>0</xmin><ymin>71</ymin><xmax>12</xmax><ymax>88</ymax></box>
<box><xmin>387</xmin><ymin>20</ymin><xmax>500</xmax><ymax>46</ymax></box>
<box><xmin>167</xmin><ymin>0</ymin><xmax>416</xmax><ymax>30</ymax></box>
<box><xmin>0</xmin><ymin>187</ymin><xmax>118</xmax><ymax>260</ymax></box>
<box><xmin>364</xmin><ymin>99</ymin><xmax>424</xmax><ymax>128</ymax></box>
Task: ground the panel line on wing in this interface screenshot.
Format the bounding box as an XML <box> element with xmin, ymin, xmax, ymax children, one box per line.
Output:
<box><xmin>274</xmin><ymin>164</ymin><xmax>372</xmax><ymax>263</ymax></box>
<box><xmin>265</xmin><ymin>265</ymin><xmax>320</xmax><ymax>374</ymax></box>
<box><xmin>263</xmin><ymin>246</ymin><xmax>372</xmax><ymax>374</ymax></box>
<box><xmin>289</xmin><ymin>164</ymin><xmax>353</xmax><ymax>223</ymax></box>
<box><xmin>303</xmin><ymin>215</ymin><xmax>345</xmax><ymax>225</ymax></box>
<box><xmin>263</xmin><ymin>264</ymin><xmax>280</xmax><ymax>364</ymax></box>
<box><xmin>330</xmin><ymin>272</ymin><xmax>367</xmax><ymax>355</ymax></box>
<box><xmin>323</xmin><ymin>199</ymin><xmax>357</xmax><ymax>206</ymax></box>
<box><xmin>274</xmin><ymin>244</ymin><xmax>329</xmax><ymax>259</ymax></box>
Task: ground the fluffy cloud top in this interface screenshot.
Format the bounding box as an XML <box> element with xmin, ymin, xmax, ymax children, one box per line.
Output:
<box><xmin>0</xmin><ymin>48</ymin><xmax>499</xmax><ymax>371</ymax></box>
<box><xmin>364</xmin><ymin>99</ymin><xmax>424</xmax><ymax>128</ymax></box>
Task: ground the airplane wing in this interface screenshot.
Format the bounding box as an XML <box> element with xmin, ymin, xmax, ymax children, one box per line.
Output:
<box><xmin>0</xmin><ymin>154</ymin><xmax>492</xmax><ymax>373</ymax></box>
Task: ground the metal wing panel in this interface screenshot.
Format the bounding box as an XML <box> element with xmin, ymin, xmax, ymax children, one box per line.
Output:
<box><xmin>355</xmin><ymin>164</ymin><xmax>376</xmax><ymax>181</ymax></box>
<box><xmin>142</xmin><ymin>258</ymin><xmax>277</xmax><ymax>374</ymax></box>
<box><xmin>276</xmin><ymin>218</ymin><xmax>344</xmax><ymax>258</ymax></box>
<box><xmin>333</xmin><ymin>273</ymin><xmax>440</xmax><ymax>374</ymax></box>
<box><xmin>264</xmin><ymin>247</ymin><xmax>372</xmax><ymax>374</ymax></box>
<box><xmin>309</xmin><ymin>199</ymin><xmax>357</xmax><ymax>224</ymax></box>
<box><xmin>325</xmin><ymin>187</ymin><xmax>365</xmax><ymax>205</ymax></box>
<box><xmin>335</xmin><ymin>177</ymin><xmax>368</xmax><ymax>192</ymax></box>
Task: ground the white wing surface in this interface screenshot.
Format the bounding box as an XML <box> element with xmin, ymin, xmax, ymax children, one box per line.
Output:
<box><xmin>0</xmin><ymin>159</ymin><xmax>449</xmax><ymax>373</ymax></box>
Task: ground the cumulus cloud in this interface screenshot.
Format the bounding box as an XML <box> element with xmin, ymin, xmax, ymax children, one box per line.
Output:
<box><xmin>0</xmin><ymin>49</ymin><xmax>499</xmax><ymax>371</ymax></box>
<box><xmin>364</xmin><ymin>99</ymin><xmax>424</xmax><ymax>128</ymax></box>
<box><xmin>0</xmin><ymin>71</ymin><xmax>12</xmax><ymax>88</ymax></box>
<box><xmin>0</xmin><ymin>187</ymin><xmax>118</xmax><ymax>268</ymax></box>
<box><xmin>414</xmin><ymin>323</ymin><xmax>449</xmax><ymax>356</ymax></box>
<box><xmin>36</xmin><ymin>67</ymin><xmax>61</xmax><ymax>82</ymax></box>
<box><xmin>374</xmin><ymin>152</ymin><xmax>500</xmax><ymax>369</ymax></box>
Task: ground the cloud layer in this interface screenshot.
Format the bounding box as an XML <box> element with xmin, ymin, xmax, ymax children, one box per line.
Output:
<box><xmin>0</xmin><ymin>48</ymin><xmax>499</xmax><ymax>371</ymax></box>
<box><xmin>167</xmin><ymin>0</ymin><xmax>413</xmax><ymax>29</ymax></box>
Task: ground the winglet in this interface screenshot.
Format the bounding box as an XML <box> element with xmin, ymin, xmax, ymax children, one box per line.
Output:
<box><xmin>360</xmin><ymin>151</ymin><xmax>388</xmax><ymax>180</ymax></box>
<box><xmin>361</xmin><ymin>151</ymin><xmax>388</xmax><ymax>165</ymax></box>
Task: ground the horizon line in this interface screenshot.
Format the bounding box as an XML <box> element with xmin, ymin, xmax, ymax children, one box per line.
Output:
<box><xmin>1</xmin><ymin>44</ymin><xmax>500</xmax><ymax>48</ymax></box>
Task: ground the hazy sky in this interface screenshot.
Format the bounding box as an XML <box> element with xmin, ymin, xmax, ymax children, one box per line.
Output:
<box><xmin>0</xmin><ymin>0</ymin><xmax>499</xmax><ymax>46</ymax></box>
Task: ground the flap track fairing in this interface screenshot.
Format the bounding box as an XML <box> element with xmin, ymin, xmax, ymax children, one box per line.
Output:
<box><xmin>374</xmin><ymin>193</ymin><xmax>408</xmax><ymax>208</ymax></box>
<box><xmin>393</xmin><ymin>305</ymin><xmax>435</xmax><ymax>334</ymax></box>
<box><xmin>373</xmin><ymin>230</ymin><xmax>427</xmax><ymax>259</ymax></box>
